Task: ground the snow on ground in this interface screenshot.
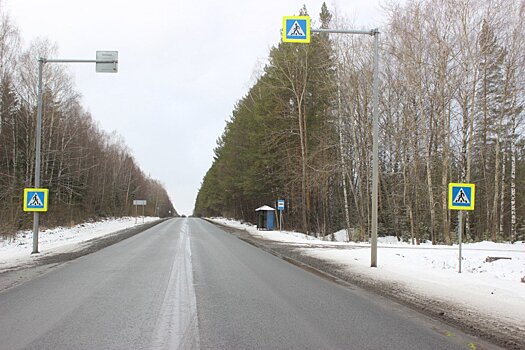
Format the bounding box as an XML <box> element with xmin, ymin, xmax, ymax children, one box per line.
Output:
<box><xmin>0</xmin><ymin>217</ymin><xmax>159</xmax><ymax>271</ymax></box>
<box><xmin>210</xmin><ymin>217</ymin><xmax>525</xmax><ymax>325</ymax></box>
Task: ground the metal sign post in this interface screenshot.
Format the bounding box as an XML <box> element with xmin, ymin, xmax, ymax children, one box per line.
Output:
<box><xmin>31</xmin><ymin>58</ymin><xmax>44</xmax><ymax>254</ymax></box>
<box><xmin>277</xmin><ymin>199</ymin><xmax>285</xmax><ymax>231</ymax></box>
<box><xmin>458</xmin><ymin>210</ymin><xmax>463</xmax><ymax>273</ymax></box>
<box><xmin>133</xmin><ymin>200</ymin><xmax>147</xmax><ymax>223</ymax></box>
<box><xmin>31</xmin><ymin>52</ymin><xmax>118</xmax><ymax>254</ymax></box>
<box><xmin>448</xmin><ymin>183</ymin><xmax>476</xmax><ymax>273</ymax></box>
<box><xmin>282</xmin><ymin>17</ymin><xmax>380</xmax><ymax>267</ymax></box>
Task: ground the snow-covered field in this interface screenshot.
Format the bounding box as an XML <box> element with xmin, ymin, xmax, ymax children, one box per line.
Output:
<box><xmin>210</xmin><ymin>218</ymin><xmax>525</xmax><ymax>326</ymax></box>
<box><xmin>0</xmin><ymin>217</ymin><xmax>159</xmax><ymax>271</ymax></box>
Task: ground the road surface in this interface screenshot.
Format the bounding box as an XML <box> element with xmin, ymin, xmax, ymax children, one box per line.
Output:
<box><xmin>0</xmin><ymin>218</ymin><xmax>496</xmax><ymax>349</ymax></box>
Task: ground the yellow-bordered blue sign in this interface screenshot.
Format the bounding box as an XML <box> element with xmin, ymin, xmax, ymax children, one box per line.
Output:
<box><xmin>282</xmin><ymin>16</ymin><xmax>311</xmax><ymax>43</ymax></box>
<box><xmin>23</xmin><ymin>188</ymin><xmax>49</xmax><ymax>212</ymax></box>
<box><xmin>448</xmin><ymin>183</ymin><xmax>475</xmax><ymax>210</ymax></box>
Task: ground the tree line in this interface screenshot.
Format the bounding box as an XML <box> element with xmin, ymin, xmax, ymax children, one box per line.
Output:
<box><xmin>0</xmin><ymin>6</ymin><xmax>176</xmax><ymax>237</ymax></box>
<box><xmin>194</xmin><ymin>0</ymin><xmax>525</xmax><ymax>244</ymax></box>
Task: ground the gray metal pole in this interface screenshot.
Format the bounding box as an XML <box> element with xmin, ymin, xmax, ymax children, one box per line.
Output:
<box><xmin>312</xmin><ymin>28</ymin><xmax>376</xmax><ymax>35</ymax></box>
<box><xmin>458</xmin><ymin>210</ymin><xmax>463</xmax><ymax>273</ymax></box>
<box><xmin>29</xmin><ymin>53</ymin><xmax>117</xmax><ymax>255</ymax></box>
<box><xmin>45</xmin><ymin>59</ymin><xmax>117</xmax><ymax>64</ymax></box>
<box><xmin>371</xmin><ymin>30</ymin><xmax>380</xmax><ymax>267</ymax></box>
<box><xmin>310</xmin><ymin>26</ymin><xmax>380</xmax><ymax>267</ymax></box>
<box><xmin>32</xmin><ymin>58</ymin><xmax>45</xmax><ymax>254</ymax></box>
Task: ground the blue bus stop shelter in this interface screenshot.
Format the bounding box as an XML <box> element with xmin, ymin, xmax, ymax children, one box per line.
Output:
<box><xmin>255</xmin><ymin>205</ymin><xmax>276</xmax><ymax>230</ymax></box>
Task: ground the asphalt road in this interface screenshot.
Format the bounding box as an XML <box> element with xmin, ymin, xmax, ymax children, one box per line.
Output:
<box><xmin>0</xmin><ymin>218</ymin><xmax>496</xmax><ymax>349</ymax></box>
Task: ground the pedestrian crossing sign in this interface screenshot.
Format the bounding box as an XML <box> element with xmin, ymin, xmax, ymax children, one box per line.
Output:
<box><xmin>448</xmin><ymin>183</ymin><xmax>475</xmax><ymax>210</ymax></box>
<box><xmin>23</xmin><ymin>188</ymin><xmax>49</xmax><ymax>212</ymax></box>
<box><xmin>282</xmin><ymin>16</ymin><xmax>310</xmax><ymax>43</ymax></box>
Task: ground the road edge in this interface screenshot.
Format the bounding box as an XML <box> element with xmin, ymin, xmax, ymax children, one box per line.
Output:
<box><xmin>207</xmin><ymin>219</ymin><xmax>524</xmax><ymax>350</ymax></box>
<box><xmin>0</xmin><ymin>218</ymin><xmax>171</xmax><ymax>293</ymax></box>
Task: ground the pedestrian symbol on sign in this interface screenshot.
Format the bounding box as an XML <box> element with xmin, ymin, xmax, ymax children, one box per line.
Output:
<box><xmin>448</xmin><ymin>183</ymin><xmax>475</xmax><ymax>211</ymax></box>
<box><xmin>23</xmin><ymin>188</ymin><xmax>49</xmax><ymax>212</ymax></box>
<box><xmin>288</xmin><ymin>21</ymin><xmax>305</xmax><ymax>37</ymax></box>
<box><xmin>453</xmin><ymin>188</ymin><xmax>470</xmax><ymax>204</ymax></box>
<box><xmin>282</xmin><ymin>16</ymin><xmax>311</xmax><ymax>43</ymax></box>
<box><xmin>29</xmin><ymin>193</ymin><xmax>43</xmax><ymax>207</ymax></box>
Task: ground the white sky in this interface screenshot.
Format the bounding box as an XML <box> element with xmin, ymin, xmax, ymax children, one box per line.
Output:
<box><xmin>3</xmin><ymin>0</ymin><xmax>391</xmax><ymax>215</ymax></box>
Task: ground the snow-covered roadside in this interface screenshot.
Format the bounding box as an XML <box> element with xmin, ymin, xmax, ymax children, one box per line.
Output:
<box><xmin>0</xmin><ymin>217</ymin><xmax>159</xmax><ymax>272</ymax></box>
<box><xmin>209</xmin><ymin>217</ymin><xmax>525</xmax><ymax>327</ymax></box>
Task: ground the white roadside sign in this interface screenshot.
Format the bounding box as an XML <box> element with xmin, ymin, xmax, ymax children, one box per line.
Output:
<box><xmin>96</xmin><ymin>51</ymin><xmax>118</xmax><ymax>73</ymax></box>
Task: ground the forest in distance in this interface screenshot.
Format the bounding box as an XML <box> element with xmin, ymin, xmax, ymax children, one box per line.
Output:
<box><xmin>0</xmin><ymin>6</ymin><xmax>176</xmax><ymax>236</ymax></box>
<box><xmin>194</xmin><ymin>0</ymin><xmax>525</xmax><ymax>244</ymax></box>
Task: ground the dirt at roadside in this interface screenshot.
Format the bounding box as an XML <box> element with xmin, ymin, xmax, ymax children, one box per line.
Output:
<box><xmin>212</xmin><ymin>221</ymin><xmax>525</xmax><ymax>350</ymax></box>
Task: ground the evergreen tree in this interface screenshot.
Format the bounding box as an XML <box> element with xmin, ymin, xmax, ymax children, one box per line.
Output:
<box><xmin>195</xmin><ymin>4</ymin><xmax>339</xmax><ymax>235</ymax></box>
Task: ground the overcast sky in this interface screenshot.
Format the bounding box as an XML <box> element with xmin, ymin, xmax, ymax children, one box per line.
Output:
<box><xmin>3</xmin><ymin>0</ymin><xmax>391</xmax><ymax>215</ymax></box>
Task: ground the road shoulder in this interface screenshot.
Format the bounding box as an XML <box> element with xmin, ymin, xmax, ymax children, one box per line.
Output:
<box><xmin>209</xmin><ymin>220</ymin><xmax>525</xmax><ymax>350</ymax></box>
<box><xmin>0</xmin><ymin>219</ymin><xmax>168</xmax><ymax>293</ymax></box>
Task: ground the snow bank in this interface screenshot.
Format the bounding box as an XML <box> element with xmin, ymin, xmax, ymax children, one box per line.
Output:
<box><xmin>0</xmin><ymin>217</ymin><xmax>159</xmax><ymax>270</ymax></box>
